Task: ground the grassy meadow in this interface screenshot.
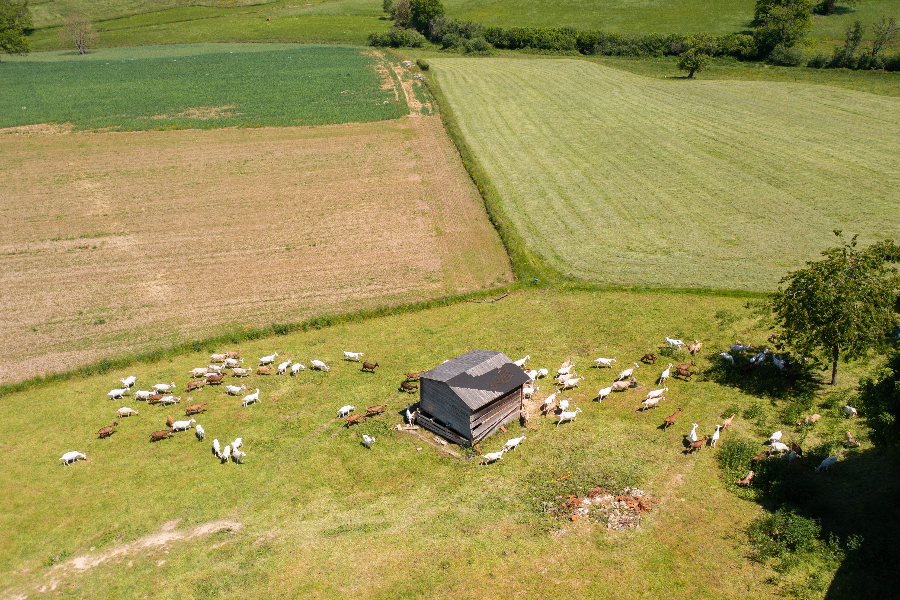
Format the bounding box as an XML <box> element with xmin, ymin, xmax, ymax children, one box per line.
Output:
<box><xmin>430</xmin><ymin>57</ymin><xmax>900</xmax><ymax>290</ymax></box>
<box><xmin>0</xmin><ymin>45</ymin><xmax>406</xmax><ymax>131</ymax></box>
<box><xmin>1</xmin><ymin>287</ymin><xmax>890</xmax><ymax>599</ymax></box>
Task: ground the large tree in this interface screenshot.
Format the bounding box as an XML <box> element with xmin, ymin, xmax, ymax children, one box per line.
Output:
<box><xmin>771</xmin><ymin>232</ymin><xmax>900</xmax><ymax>386</ymax></box>
<box><xmin>0</xmin><ymin>0</ymin><xmax>32</xmax><ymax>60</ymax></box>
<box><xmin>61</xmin><ymin>12</ymin><xmax>97</xmax><ymax>55</ymax></box>
<box><xmin>409</xmin><ymin>0</ymin><xmax>443</xmax><ymax>32</ymax></box>
<box><xmin>752</xmin><ymin>0</ymin><xmax>814</xmax><ymax>55</ymax></box>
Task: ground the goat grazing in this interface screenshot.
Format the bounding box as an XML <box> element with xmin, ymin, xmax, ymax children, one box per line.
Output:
<box><xmin>846</xmin><ymin>431</ymin><xmax>861</xmax><ymax>447</ymax></box>
<box><xmin>400</xmin><ymin>381</ymin><xmax>417</xmax><ymax>393</ymax></box>
<box><xmin>220</xmin><ymin>445</ymin><xmax>231</xmax><ymax>463</ymax></box>
<box><xmin>523</xmin><ymin>384</ymin><xmax>537</xmax><ymax>399</ymax></box>
<box><xmin>722</xmin><ymin>413</ymin><xmax>736</xmax><ymax>429</ymax></box>
<box><xmin>344</xmin><ymin>351</ymin><xmax>364</xmax><ymax>362</ymax></box>
<box><xmin>231</xmin><ymin>448</ymin><xmax>247</xmax><ymax>463</ymax></box>
<box><xmin>798</xmin><ymin>413</ymin><xmax>821</xmax><ymax>426</ymax></box>
<box><xmin>736</xmin><ymin>471</ymin><xmax>754</xmax><ymax>485</ymax></box>
<box><xmin>362</xmin><ymin>434</ymin><xmax>376</xmax><ymax>449</ymax></box>
<box><xmin>768</xmin><ymin>430</ymin><xmax>783</xmax><ymax>443</ymax></box>
<box><xmin>241</xmin><ymin>389</ymin><xmax>261</xmax><ymax>407</ymax></box>
<box><xmin>503</xmin><ymin>436</ymin><xmax>526</xmax><ymax>451</ymax></box>
<box><xmin>117</xmin><ymin>407</ymin><xmax>139</xmax><ymax>418</ymax></box>
<box><xmin>291</xmin><ymin>362</ymin><xmax>305</xmax><ymax>375</ymax></box>
<box><xmin>195</xmin><ymin>424</ymin><xmax>205</xmax><ymax>441</ymax></box>
<box><xmin>225</xmin><ymin>384</ymin><xmax>247</xmax><ymax>396</ymax></box>
<box><xmin>536</xmin><ymin>368</ymin><xmax>549</xmax><ymax>378</ymax></box>
<box><xmin>60</xmin><ymin>451</ymin><xmax>87</xmax><ymax>465</ymax></box>
<box><xmin>640</xmin><ymin>353</ymin><xmax>657</xmax><ymax>364</ymax></box>
<box><xmin>149</xmin><ymin>430</ymin><xmax>171</xmax><ymax>442</ymax></box>
<box><xmin>718</xmin><ymin>351</ymin><xmax>735</xmax><ymax>365</ymax></box>
<box><xmin>665</xmin><ymin>337</ymin><xmax>685</xmax><ymax>349</ymax></box>
<box><xmin>730</xmin><ymin>342</ymin><xmax>752</xmax><ymax>354</ymax></box>
<box><xmin>171</xmin><ymin>418</ymin><xmax>195</xmax><ymax>432</ymax></box>
<box><xmin>107</xmin><ymin>388</ymin><xmax>128</xmax><ymax>400</ymax></box>
<box><xmin>617</xmin><ymin>363</ymin><xmax>640</xmax><ymax>381</ymax></box>
<box><xmin>769</xmin><ymin>441</ymin><xmax>789</xmax><ymax>454</ymax></box>
<box><xmin>663</xmin><ymin>408</ymin><xmax>683</xmax><ymax>429</ymax></box>
<box><xmin>843</xmin><ymin>405</ymin><xmax>858</xmax><ymax>417</ymax></box>
<box><xmin>541</xmin><ymin>391</ymin><xmax>559</xmax><ymax>413</ymax></box>
<box><xmin>120</xmin><ymin>375</ymin><xmax>136</xmax><ymax>389</ymax></box>
<box><xmin>310</xmin><ymin>360</ymin><xmax>329</xmax><ymax>372</ymax></box>
<box><xmin>556</xmin><ymin>407</ymin><xmax>582</xmax><ymax>427</ymax></box>
<box><xmin>361</xmin><ymin>361</ymin><xmax>379</xmax><ymax>373</ymax></box>
<box><xmin>258</xmin><ymin>352</ymin><xmax>279</xmax><ymax>366</ymax></box>
<box><xmin>514</xmin><ymin>355</ymin><xmax>530</xmax><ymax>368</ymax></box>
<box><xmin>232</xmin><ymin>437</ymin><xmax>243</xmax><ymax>450</ymax></box>
<box><xmin>97</xmin><ymin>422</ymin><xmax>118</xmax><ymax>438</ymax></box>
<box><xmin>815</xmin><ymin>456</ymin><xmax>838</xmax><ymax>473</ymax></box>
<box><xmin>337</xmin><ymin>405</ymin><xmax>355</xmax><ymax>418</ymax></box>
<box><xmin>185</xmin><ymin>403</ymin><xmax>208</xmax><ymax>416</ymax></box>
<box><xmin>153</xmin><ymin>382</ymin><xmax>176</xmax><ymax>393</ymax></box>
<box><xmin>277</xmin><ymin>360</ymin><xmax>291</xmax><ymax>375</ymax></box>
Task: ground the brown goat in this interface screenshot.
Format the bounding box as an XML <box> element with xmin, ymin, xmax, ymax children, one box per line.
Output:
<box><xmin>149</xmin><ymin>430</ymin><xmax>171</xmax><ymax>442</ymax></box>
<box><xmin>791</xmin><ymin>441</ymin><xmax>803</xmax><ymax>457</ymax></box>
<box><xmin>97</xmin><ymin>422</ymin><xmax>118</xmax><ymax>438</ymax></box>
<box><xmin>366</xmin><ymin>403</ymin><xmax>388</xmax><ymax>416</ymax></box>
<box><xmin>722</xmin><ymin>413</ymin><xmax>736</xmax><ymax>429</ymax></box>
<box><xmin>686</xmin><ymin>436</ymin><xmax>709</xmax><ymax>453</ymax></box>
<box><xmin>166</xmin><ymin>415</ymin><xmax>175</xmax><ymax>427</ymax></box>
<box><xmin>797</xmin><ymin>413</ymin><xmax>821</xmax><ymax>426</ymax></box>
<box><xmin>751</xmin><ymin>451</ymin><xmax>769</xmax><ymax>463</ymax></box>
<box><xmin>345</xmin><ymin>414</ymin><xmax>363</xmax><ymax>427</ymax></box>
<box><xmin>225</xmin><ymin>351</ymin><xmax>241</xmax><ymax>358</ymax></box>
<box><xmin>206</xmin><ymin>374</ymin><xmax>225</xmax><ymax>385</ymax></box>
<box><xmin>185</xmin><ymin>403</ymin><xmax>208</xmax><ymax>416</ymax></box>
<box><xmin>688</xmin><ymin>341</ymin><xmax>703</xmax><ymax>356</ymax></box>
<box><xmin>846</xmin><ymin>431</ymin><xmax>861</xmax><ymax>447</ymax></box>
<box><xmin>611</xmin><ymin>380</ymin><xmax>631</xmax><ymax>391</ymax></box>
<box><xmin>404</xmin><ymin>372</ymin><xmax>421</xmax><ymax>382</ymax></box>
<box><xmin>674</xmin><ymin>366</ymin><xmax>697</xmax><ymax>380</ymax></box>
<box><xmin>675</xmin><ymin>361</ymin><xmax>696</xmax><ymax>371</ymax></box>
<box><xmin>640</xmin><ymin>353</ymin><xmax>657</xmax><ymax>364</ymax></box>
<box><xmin>736</xmin><ymin>471</ymin><xmax>755</xmax><ymax>485</ymax></box>
<box><xmin>400</xmin><ymin>381</ymin><xmax>418</xmax><ymax>393</ymax></box>
<box><xmin>186</xmin><ymin>380</ymin><xmax>205</xmax><ymax>392</ymax></box>
<box><xmin>361</xmin><ymin>361</ymin><xmax>379</xmax><ymax>373</ymax></box>
<box><xmin>256</xmin><ymin>366</ymin><xmax>272</xmax><ymax>375</ymax></box>
<box><xmin>663</xmin><ymin>408</ymin><xmax>683</xmax><ymax>429</ymax></box>
<box><xmin>147</xmin><ymin>393</ymin><xmax>164</xmax><ymax>404</ymax></box>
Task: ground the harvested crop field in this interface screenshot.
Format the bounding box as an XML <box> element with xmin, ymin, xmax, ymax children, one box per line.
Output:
<box><xmin>431</xmin><ymin>58</ymin><xmax>900</xmax><ymax>291</ymax></box>
<box><xmin>0</xmin><ymin>116</ymin><xmax>512</xmax><ymax>383</ymax></box>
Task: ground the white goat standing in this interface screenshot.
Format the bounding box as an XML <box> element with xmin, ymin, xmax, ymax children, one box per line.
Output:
<box><xmin>171</xmin><ymin>418</ymin><xmax>195</xmax><ymax>432</ymax></box>
<box><xmin>646</xmin><ymin>387</ymin><xmax>668</xmax><ymax>400</ymax></box>
<box><xmin>117</xmin><ymin>407</ymin><xmax>139</xmax><ymax>418</ymax></box>
<box><xmin>711</xmin><ymin>425</ymin><xmax>721</xmax><ymax>447</ymax></box>
<box><xmin>719</xmin><ymin>352</ymin><xmax>735</xmax><ymax>365</ymax></box>
<box><xmin>338</xmin><ymin>405</ymin><xmax>355</xmax><ymax>418</ymax></box>
<box><xmin>259</xmin><ymin>352</ymin><xmax>279</xmax><ymax>366</ymax></box>
<box><xmin>195</xmin><ymin>424</ymin><xmax>205</xmax><ymax>441</ymax></box>
<box><xmin>60</xmin><ymin>451</ymin><xmax>86</xmax><ymax>465</ymax></box>
<box><xmin>212</xmin><ymin>439</ymin><xmax>221</xmax><ymax>457</ymax></box>
<box><xmin>108</xmin><ymin>388</ymin><xmax>128</xmax><ymax>400</ymax></box>
<box><xmin>536</xmin><ymin>368</ymin><xmax>549</xmax><ymax>379</ymax></box>
<box><xmin>134</xmin><ymin>390</ymin><xmax>153</xmax><ymax>401</ymax></box>
<box><xmin>362</xmin><ymin>434</ymin><xmax>376</xmax><ymax>449</ymax></box>
<box><xmin>120</xmin><ymin>375</ymin><xmax>136</xmax><ymax>389</ymax></box>
<box><xmin>241</xmin><ymin>389</ymin><xmax>260</xmax><ymax>407</ymax></box>
<box><xmin>843</xmin><ymin>406</ymin><xmax>858</xmax><ymax>417</ymax></box>
<box><xmin>815</xmin><ymin>456</ymin><xmax>838</xmax><ymax>473</ymax></box>
<box><xmin>560</xmin><ymin>377</ymin><xmax>581</xmax><ymax>390</ymax></box>
<box><xmin>291</xmin><ymin>362</ymin><xmax>305</xmax><ymax>375</ymax></box>
<box><xmin>225</xmin><ymin>384</ymin><xmax>247</xmax><ymax>396</ymax></box>
<box><xmin>594</xmin><ymin>357</ymin><xmax>616</xmax><ymax>368</ymax></box>
<box><xmin>513</xmin><ymin>355</ymin><xmax>530</xmax><ymax>368</ymax></box>
<box><xmin>617</xmin><ymin>363</ymin><xmax>639</xmax><ymax>381</ymax></box>
<box><xmin>344</xmin><ymin>351</ymin><xmax>363</xmax><ymax>362</ymax></box>
<box><xmin>481</xmin><ymin>449</ymin><xmax>507</xmax><ymax>464</ymax></box>
<box><xmin>503</xmin><ymin>435</ymin><xmax>526</xmax><ymax>451</ymax></box>
<box><xmin>688</xmin><ymin>423</ymin><xmax>699</xmax><ymax>443</ymax></box>
<box><xmin>556</xmin><ymin>407</ymin><xmax>582</xmax><ymax>426</ymax></box>
<box><xmin>641</xmin><ymin>397</ymin><xmax>660</xmax><ymax>411</ymax></box>
<box><xmin>658</xmin><ymin>363</ymin><xmax>672</xmax><ymax>385</ymax></box>
<box><xmin>311</xmin><ymin>360</ymin><xmax>330</xmax><ymax>372</ymax></box>
<box><xmin>277</xmin><ymin>360</ymin><xmax>291</xmax><ymax>375</ymax></box>
<box><xmin>232</xmin><ymin>437</ymin><xmax>243</xmax><ymax>450</ymax></box>
<box><xmin>597</xmin><ymin>386</ymin><xmax>613</xmax><ymax>402</ymax></box>
<box><xmin>153</xmin><ymin>382</ymin><xmax>176</xmax><ymax>393</ymax></box>
<box><xmin>666</xmin><ymin>337</ymin><xmax>685</xmax><ymax>349</ymax></box>
<box><xmin>232</xmin><ymin>448</ymin><xmax>247</xmax><ymax>463</ymax></box>
<box><xmin>220</xmin><ymin>445</ymin><xmax>231</xmax><ymax>463</ymax></box>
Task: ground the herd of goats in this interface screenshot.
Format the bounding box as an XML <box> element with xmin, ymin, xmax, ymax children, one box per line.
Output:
<box><xmin>59</xmin><ymin>338</ymin><xmax>853</xmax><ymax>482</ymax></box>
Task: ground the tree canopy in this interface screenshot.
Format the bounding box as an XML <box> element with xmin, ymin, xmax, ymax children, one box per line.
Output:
<box><xmin>409</xmin><ymin>0</ymin><xmax>444</xmax><ymax>32</ymax></box>
<box><xmin>752</xmin><ymin>0</ymin><xmax>814</xmax><ymax>54</ymax></box>
<box><xmin>771</xmin><ymin>232</ymin><xmax>900</xmax><ymax>385</ymax></box>
<box><xmin>677</xmin><ymin>48</ymin><xmax>710</xmax><ymax>78</ymax></box>
<box><xmin>0</xmin><ymin>0</ymin><xmax>32</xmax><ymax>59</ymax></box>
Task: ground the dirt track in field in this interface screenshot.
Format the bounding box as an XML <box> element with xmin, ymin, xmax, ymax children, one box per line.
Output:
<box><xmin>0</xmin><ymin>117</ymin><xmax>511</xmax><ymax>383</ymax></box>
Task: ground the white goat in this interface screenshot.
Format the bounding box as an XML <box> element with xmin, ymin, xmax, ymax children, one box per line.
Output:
<box><xmin>195</xmin><ymin>424</ymin><xmax>205</xmax><ymax>441</ymax></box>
<box><xmin>311</xmin><ymin>360</ymin><xmax>329</xmax><ymax>372</ymax></box>
<box><xmin>559</xmin><ymin>377</ymin><xmax>581</xmax><ymax>390</ymax></box>
<box><xmin>730</xmin><ymin>342</ymin><xmax>752</xmax><ymax>354</ymax></box>
<box><xmin>153</xmin><ymin>382</ymin><xmax>176</xmax><ymax>393</ymax></box>
<box><xmin>617</xmin><ymin>363</ymin><xmax>639</xmax><ymax>381</ymax></box>
<box><xmin>711</xmin><ymin>425</ymin><xmax>721</xmax><ymax>447</ymax></box>
<box><xmin>223</xmin><ymin>358</ymin><xmax>243</xmax><ymax>368</ymax></box>
<box><xmin>481</xmin><ymin>449</ymin><xmax>507</xmax><ymax>464</ymax></box>
<box><xmin>541</xmin><ymin>391</ymin><xmax>559</xmax><ymax>412</ymax></box>
<box><xmin>362</xmin><ymin>434</ymin><xmax>376</xmax><ymax>449</ymax></box>
<box><xmin>291</xmin><ymin>362</ymin><xmax>305</xmax><ymax>375</ymax></box>
<box><xmin>210</xmin><ymin>353</ymin><xmax>227</xmax><ymax>363</ymax></box>
<box><xmin>556</xmin><ymin>407</ymin><xmax>582</xmax><ymax>426</ymax></box>
<box><xmin>232</xmin><ymin>367</ymin><xmax>252</xmax><ymax>377</ymax></box>
<box><xmin>212</xmin><ymin>439</ymin><xmax>221</xmax><ymax>457</ymax></box>
<box><xmin>525</xmin><ymin>369</ymin><xmax>538</xmax><ymax>381</ymax></box>
<box><xmin>536</xmin><ymin>368</ymin><xmax>549</xmax><ymax>378</ymax></box>
<box><xmin>815</xmin><ymin>456</ymin><xmax>838</xmax><ymax>473</ymax></box>
<box><xmin>120</xmin><ymin>375</ymin><xmax>136</xmax><ymax>389</ymax></box>
<box><xmin>770</xmin><ymin>441</ymin><xmax>789</xmax><ymax>453</ymax></box>
<box><xmin>658</xmin><ymin>363</ymin><xmax>672</xmax><ymax>385</ymax></box>
<box><xmin>719</xmin><ymin>352</ymin><xmax>735</xmax><ymax>365</ymax></box>
<box><xmin>241</xmin><ymin>389</ymin><xmax>260</xmax><ymax>407</ymax></box>
<box><xmin>558</xmin><ymin>398</ymin><xmax>570</xmax><ymax>412</ymax></box>
<box><xmin>258</xmin><ymin>352</ymin><xmax>279</xmax><ymax>365</ymax></box>
<box><xmin>220</xmin><ymin>445</ymin><xmax>231</xmax><ymax>463</ymax></box>
<box><xmin>344</xmin><ymin>351</ymin><xmax>363</xmax><ymax>362</ymax></box>
<box><xmin>503</xmin><ymin>436</ymin><xmax>526</xmax><ymax>451</ymax></box>
<box><xmin>158</xmin><ymin>395</ymin><xmax>180</xmax><ymax>406</ymax></box>
<box><xmin>171</xmin><ymin>418</ymin><xmax>195</xmax><ymax>432</ymax></box>
<box><xmin>843</xmin><ymin>405</ymin><xmax>858</xmax><ymax>417</ymax></box>
<box><xmin>189</xmin><ymin>367</ymin><xmax>208</xmax><ymax>378</ymax></box>
<box><xmin>772</xmin><ymin>354</ymin><xmax>785</xmax><ymax>371</ymax></box>
<box><xmin>665</xmin><ymin>336</ymin><xmax>685</xmax><ymax>349</ymax></box>
<box><xmin>60</xmin><ymin>451</ymin><xmax>86</xmax><ymax>465</ymax></box>
<box><xmin>232</xmin><ymin>448</ymin><xmax>247</xmax><ymax>463</ymax></box>
<box><xmin>277</xmin><ymin>360</ymin><xmax>291</xmax><ymax>375</ymax></box>
<box><xmin>513</xmin><ymin>355</ymin><xmax>530</xmax><ymax>368</ymax></box>
<box><xmin>556</xmin><ymin>364</ymin><xmax>575</xmax><ymax>377</ymax></box>
<box><xmin>134</xmin><ymin>390</ymin><xmax>153</xmax><ymax>401</ymax></box>
<box><xmin>117</xmin><ymin>407</ymin><xmax>139</xmax><ymax>418</ymax></box>
<box><xmin>107</xmin><ymin>388</ymin><xmax>128</xmax><ymax>400</ymax></box>
<box><xmin>597</xmin><ymin>386</ymin><xmax>613</xmax><ymax>402</ymax></box>
<box><xmin>225</xmin><ymin>384</ymin><xmax>247</xmax><ymax>396</ymax></box>
<box><xmin>523</xmin><ymin>385</ymin><xmax>538</xmax><ymax>399</ymax></box>
<box><xmin>206</xmin><ymin>364</ymin><xmax>224</xmax><ymax>374</ymax></box>
<box><xmin>232</xmin><ymin>437</ymin><xmax>243</xmax><ymax>450</ymax></box>
<box><xmin>338</xmin><ymin>405</ymin><xmax>355</xmax><ymax>418</ymax></box>
<box><xmin>688</xmin><ymin>423</ymin><xmax>699</xmax><ymax>443</ymax></box>
<box><xmin>646</xmin><ymin>387</ymin><xmax>668</xmax><ymax>400</ymax></box>
<box><xmin>768</xmin><ymin>430</ymin><xmax>783</xmax><ymax>443</ymax></box>
<box><xmin>594</xmin><ymin>357</ymin><xmax>616</xmax><ymax>368</ymax></box>
<box><xmin>555</xmin><ymin>373</ymin><xmax>573</xmax><ymax>385</ymax></box>
<box><xmin>641</xmin><ymin>397</ymin><xmax>660</xmax><ymax>411</ymax></box>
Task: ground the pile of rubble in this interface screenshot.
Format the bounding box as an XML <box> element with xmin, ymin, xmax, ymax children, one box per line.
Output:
<box><xmin>547</xmin><ymin>487</ymin><xmax>658</xmax><ymax>529</ymax></box>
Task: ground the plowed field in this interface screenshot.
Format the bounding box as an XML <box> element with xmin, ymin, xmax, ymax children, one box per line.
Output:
<box><xmin>0</xmin><ymin>116</ymin><xmax>511</xmax><ymax>383</ymax></box>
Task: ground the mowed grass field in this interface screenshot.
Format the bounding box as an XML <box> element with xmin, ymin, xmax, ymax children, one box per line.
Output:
<box><xmin>1</xmin><ymin>45</ymin><xmax>406</xmax><ymax>131</ymax></box>
<box><xmin>0</xmin><ymin>288</ymin><xmax>889</xmax><ymax>599</ymax></box>
<box><xmin>0</xmin><ymin>111</ymin><xmax>511</xmax><ymax>383</ymax></box>
<box><xmin>430</xmin><ymin>58</ymin><xmax>900</xmax><ymax>291</ymax></box>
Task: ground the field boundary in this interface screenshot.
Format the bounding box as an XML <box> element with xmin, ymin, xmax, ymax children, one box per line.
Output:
<box><xmin>0</xmin><ymin>281</ymin><xmax>765</xmax><ymax>398</ymax></box>
<box><xmin>410</xmin><ymin>55</ymin><xmax>564</xmax><ymax>283</ymax></box>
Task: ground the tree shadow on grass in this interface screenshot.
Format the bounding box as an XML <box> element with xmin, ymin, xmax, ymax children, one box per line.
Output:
<box><xmin>703</xmin><ymin>355</ymin><xmax>821</xmax><ymax>401</ymax></box>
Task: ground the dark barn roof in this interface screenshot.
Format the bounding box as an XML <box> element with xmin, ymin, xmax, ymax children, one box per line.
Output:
<box><xmin>421</xmin><ymin>349</ymin><xmax>531</xmax><ymax>411</ymax></box>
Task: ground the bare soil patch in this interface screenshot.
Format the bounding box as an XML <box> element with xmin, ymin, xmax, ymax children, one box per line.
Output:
<box><xmin>0</xmin><ymin>118</ymin><xmax>511</xmax><ymax>383</ymax></box>
<box><xmin>143</xmin><ymin>105</ymin><xmax>243</xmax><ymax>120</ymax></box>
<box><xmin>0</xmin><ymin>123</ymin><xmax>74</xmax><ymax>135</ymax></box>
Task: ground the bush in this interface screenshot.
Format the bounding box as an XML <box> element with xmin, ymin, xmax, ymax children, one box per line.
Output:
<box><xmin>719</xmin><ymin>33</ymin><xmax>757</xmax><ymax>59</ymax></box>
<box><xmin>717</xmin><ymin>438</ymin><xmax>759</xmax><ymax>481</ymax></box>
<box><xmin>368</xmin><ymin>27</ymin><xmax>427</xmax><ymax>48</ymax></box>
<box><xmin>807</xmin><ymin>52</ymin><xmax>829</xmax><ymax>68</ymax></box>
<box><xmin>427</xmin><ymin>15</ymin><xmax>483</xmax><ymax>43</ymax></box>
<box><xmin>748</xmin><ymin>507</ymin><xmax>822</xmax><ymax>559</ymax></box>
<box><xmin>859</xmin><ymin>348</ymin><xmax>900</xmax><ymax>458</ymax></box>
<box><xmin>462</xmin><ymin>36</ymin><xmax>492</xmax><ymax>54</ymax></box>
<box><xmin>743</xmin><ymin>400</ymin><xmax>765</xmax><ymax>420</ymax></box>
<box><xmin>415</xmin><ymin>58</ymin><xmax>429</xmax><ymax>70</ymax></box>
<box><xmin>768</xmin><ymin>44</ymin><xmax>806</xmax><ymax>65</ymax></box>
<box><xmin>440</xmin><ymin>32</ymin><xmax>459</xmax><ymax>48</ymax></box>
<box><xmin>885</xmin><ymin>52</ymin><xmax>900</xmax><ymax>71</ymax></box>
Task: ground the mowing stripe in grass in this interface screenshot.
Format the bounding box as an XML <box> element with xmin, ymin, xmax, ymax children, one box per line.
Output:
<box><xmin>430</xmin><ymin>57</ymin><xmax>900</xmax><ymax>292</ymax></box>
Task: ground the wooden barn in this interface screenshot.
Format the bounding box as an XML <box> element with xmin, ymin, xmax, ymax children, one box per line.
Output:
<box><xmin>416</xmin><ymin>349</ymin><xmax>531</xmax><ymax>446</ymax></box>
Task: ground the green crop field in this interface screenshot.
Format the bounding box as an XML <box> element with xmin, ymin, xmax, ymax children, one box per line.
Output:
<box><xmin>1</xmin><ymin>44</ymin><xmax>406</xmax><ymax>131</ymax></box>
<box><xmin>2</xmin><ymin>287</ymin><xmax>891</xmax><ymax>599</ymax></box>
<box><xmin>430</xmin><ymin>57</ymin><xmax>900</xmax><ymax>291</ymax></box>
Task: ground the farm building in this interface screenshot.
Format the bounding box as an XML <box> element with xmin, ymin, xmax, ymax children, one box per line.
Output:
<box><xmin>417</xmin><ymin>349</ymin><xmax>531</xmax><ymax>446</ymax></box>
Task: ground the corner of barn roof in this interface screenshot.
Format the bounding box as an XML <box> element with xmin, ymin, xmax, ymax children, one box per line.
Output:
<box><xmin>421</xmin><ymin>349</ymin><xmax>531</xmax><ymax>411</ymax></box>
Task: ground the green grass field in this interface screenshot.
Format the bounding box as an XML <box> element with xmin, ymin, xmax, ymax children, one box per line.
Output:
<box><xmin>1</xmin><ymin>44</ymin><xmax>406</xmax><ymax>130</ymax></box>
<box><xmin>430</xmin><ymin>57</ymin><xmax>900</xmax><ymax>291</ymax></box>
<box><xmin>2</xmin><ymin>287</ymin><xmax>889</xmax><ymax>599</ymax></box>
